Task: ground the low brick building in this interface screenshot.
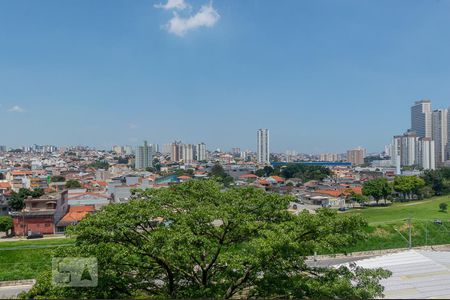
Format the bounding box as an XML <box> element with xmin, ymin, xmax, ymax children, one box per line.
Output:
<box><xmin>11</xmin><ymin>192</ymin><xmax>68</xmax><ymax>236</ymax></box>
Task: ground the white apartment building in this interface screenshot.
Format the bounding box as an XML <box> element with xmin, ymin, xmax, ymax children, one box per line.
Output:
<box><xmin>257</xmin><ymin>129</ymin><xmax>270</xmax><ymax>164</ymax></box>
<box><xmin>432</xmin><ymin>108</ymin><xmax>448</xmax><ymax>166</ymax></box>
<box><xmin>411</xmin><ymin>100</ymin><xmax>432</xmax><ymax>138</ymax></box>
<box><xmin>135</xmin><ymin>141</ymin><xmax>153</xmax><ymax>170</ymax></box>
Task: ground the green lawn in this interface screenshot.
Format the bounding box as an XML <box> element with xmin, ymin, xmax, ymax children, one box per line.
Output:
<box><xmin>335</xmin><ymin>195</ymin><xmax>450</xmax><ymax>253</ymax></box>
<box><xmin>2</xmin><ymin>197</ymin><xmax>450</xmax><ymax>280</ymax></box>
<box><xmin>0</xmin><ymin>238</ymin><xmax>74</xmax><ymax>281</ymax></box>
<box><xmin>345</xmin><ymin>195</ymin><xmax>450</xmax><ymax>225</ymax></box>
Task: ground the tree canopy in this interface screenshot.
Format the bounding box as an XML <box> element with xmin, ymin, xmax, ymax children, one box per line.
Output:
<box><xmin>87</xmin><ymin>160</ymin><xmax>109</xmax><ymax>170</ymax></box>
<box><xmin>362</xmin><ymin>178</ymin><xmax>392</xmax><ymax>205</ymax></box>
<box><xmin>392</xmin><ymin>176</ymin><xmax>425</xmax><ymax>200</ymax></box>
<box><xmin>51</xmin><ymin>175</ymin><xmax>66</xmax><ymax>183</ymax></box>
<box><xmin>209</xmin><ymin>164</ymin><xmax>234</xmax><ymax>187</ymax></box>
<box><xmin>65</xmin><ymin>180</ymin><xmax>82</xmax><ymax>189</ymax></box>
<box><xmin>25</xmin><ymin>180</ymin><xmax>390</xmax><ymax>299</ymax></box>
<box><xmin>7</xmin><ymin>188</ymin><xmax>45</xmax><ymax>211</ymax></box>
<box><xmin>273</xmin><ymin>164</ymin><xmax>332</xmax><ymax>182</ymax></box>
<box><xmin>0</xmin><ymin>216</ymin><xmax>12</xmax><ymax>235</ymax></box>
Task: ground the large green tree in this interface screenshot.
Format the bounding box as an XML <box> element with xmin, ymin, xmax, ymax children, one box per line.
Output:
<box><xmin>7</xmin><ymin>188</ymin><xmax>45</xmax><ymax>211</ymax></box>
<box><xmin>362</xmin><ymin>178</ymin><xmax>392</xmax><ymax>205</ymax></box>
<box><xmin>0</xmin><ymin>216</ymin><xmax>13</xmax><ymax>236</ymax></box>
<box><xmin>421</xmin><ymin>169</ymin><xmax>450</xmax><ymax>196</ymax></box>
<box><xmin>393</xmin><ymin>176</ymin><xmax>425</xmax><ymax>201</ymax></box>
<box><xmin>209</xmin><ymin>164</ymin><xmax>234</xmax><ymax>187</ymax></box>
<box><xmin>274</xmin><ymin>164</ymin><xmax>332</xmax><ymax>182</ymax></box>
<box><xmin>65</xmin><ymin>180</ymin><xmax>82</xmax><ymax>189</ymax></box>
<box><xmin>25</xmin><ymin>180</ymin><xmax>390</xmax><ymax>299</ymax></box>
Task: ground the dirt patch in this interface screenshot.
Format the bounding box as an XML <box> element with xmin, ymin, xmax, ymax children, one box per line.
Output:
<box><xmin>372</xmin><ymin>227</ymin><xmax>390</xmax><ymax>237</ymax></box>
<box><xmin>398</xmin><ymin>223</ymin><xmax>414</xmax><ymax>231</ymax></box>
<box><xmin>403</xmin><ymin>200</ymin><xmax>432</xmax><ymax>206</ymax></box>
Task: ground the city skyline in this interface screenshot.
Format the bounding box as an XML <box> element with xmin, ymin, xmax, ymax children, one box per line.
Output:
<box><xmin>2</xmin><ymin>1</ymin><xmax>450</xmax><ymax>152</ymax></box>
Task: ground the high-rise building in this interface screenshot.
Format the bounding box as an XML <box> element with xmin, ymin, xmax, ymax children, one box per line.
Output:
<box><xmin>390</xmin><ymin>132</ymin><xmax>436</xmax><ymax>170</ymax></box>
<box><xmin>170</xmin><ymin>141</ymin><xmax>182</xmax><ymax>162</ymax></box>
<box><xmin>347</xmin><ymin>147</ymin><xmax>366</xmax><ymax>166</ymax></box>
<box><xmin>320</xmin><ymin>153</ymin><xmax>339</xmax><ymax>162</ymax></box>
<box><xmin>411</xmin><ymin>100</ymin><xmax>432</xmax><ymax>138</ymax></box>
<box><xmin>162</xmin><ymin>143</ymin><xmax>172</xmax><ymax>155</ymax></box>
<box><xmin>432</xmin><ymin>108</ymin><xmax>449</xmax><ymax>166</ymax></box>
<box><xmin>112</xmin><ymin>145</ymin><xmax>124</xmax><ymax>154</ymax></box>
<box><xmin>400</xmin><ymin>130</ymin><xmax>418</xmax><ymax>167</ymax></box>
<box><xmin>257</xmin><ymin>129</ymin><xmax>270</xmax><ymax>164</ymax></box>
<box><xmin>124</xmin><ymin>145</ymin><xmax>133</xmax><ymax>155</ymax></box>
<box><xmin>416</xmin><ymin>138</ymin><xmax>436</xmax><ymax>170</ymax></box>
<box><xmin>151</xmin><ymin>144</ymin><xmax>160</xmax><ymax>153</ymax></box>
<box><xmin>181</xmin><ymin>144</ymin><xmax>194</xmax><ymax>164</ymax></box>
<box><xmin>196</xmin><ymin>143</ymin><xmax>207</xmax><ymax>161</ymax></box>
<box><xmin>135</xmin><ymin>141</ymin><xmax>153</xmax><ymax>170</ymax></box>
<box><xmin>0</xmin><ymin>145</ymin><xmax>7</xmax><ymax>153</ymax></box>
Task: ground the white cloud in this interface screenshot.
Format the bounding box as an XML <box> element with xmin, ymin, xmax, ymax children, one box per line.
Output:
<box><xmin>166</xmin><ymin>3</ymin><xmax>220</xmax><ymax>36</ymax></box>
<box><xmin>128</xmin><ymin>123</ymin><xmax>138</xmax><ymax>129</ymax></box>
<box><xmin>8</xmin><ymin>105</ymin><xmax>24</xmax><ymax>113</ymax></box>
<box><xmin>155</xmin><ymin>0</ymin><xmax>189</xmax><ymax>10</ymax></box>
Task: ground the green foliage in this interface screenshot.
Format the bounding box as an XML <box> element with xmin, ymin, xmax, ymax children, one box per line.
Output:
<box><xmin>273</xmin><ymin>164</ymin><xmax>332</xmax><ymax>182</ymax></box>
<box><xmin>209</xmin><ymin>164</ymin><xmax>234</xmax><ymax>187</ymax></box>
<box><xmin>417</xmin><ymin>185</ymin><xmax>434</xmax><ymax>199</ymax></box>
<box><xmin>439</xmin><ymin>202</ymin><xmax>448</xmax><ymax>212</ymax></box>
<box><xmin>421</xmin><ymin>168</ymin><xmax>450</xmax><ymax>195</ymax></box>
<box><xmin>145</xmin><ymin>167</ymin><xmax>156</xmax><ymax>173</ymax></box>
<box><xmin>25</xmin><ymin>180</ymin><xmax>390</xmax><ymax>299</ymax></box>
<box><xmin>254</xmin><ymin>166</ymin><xmax>274</xmax><ymax>177</ymax></box>
<box><xmin>50</xmin><ymin>175</ymin><xmax>65</xmax><ymax>183</ymax></box>
<box><xmin>0</xmin><ymin>216</ymin><xmax>12</xmax><ymax>235</ymax></box>
<box><xmin>116</xmin><ymin>157</ymin><xmax>129</xmax><ymax>164</ymax></box>
<box><xmin>0</xmin><ymin>239</ymin><xmax>74</xmax><ymax>282</ymax></box>
<box><xmin>393</xmin><ymin>176</ymin><xmax>425</xmax><ymax>200</ymax></box>
<box><xmin>87</xmin><ymin>160</ymin><xmax>109</xmax><ymax>170</ymax></box>
<box><xmin>65</xmin><ymin>180</ymin><xmax>82</xmax><ymax>189</ymax></box>
<box><xmin>346</xmin><ymin>192</ymin><xmax>368</xmax><ymax>205</ymax></box>
<box><xmin>362</xmin><ymin>178</ymin><xmax>392</xmax><ymax>205</ymax></box>
<box><xmin>7</xmin><ymin>188</ymin><xmax>45</xmax><ymax>211</ymax></box>
<box><xmin>153</xmin><ymin>158</ymin><xmax>161</xmax><ymax>172</ymax></box>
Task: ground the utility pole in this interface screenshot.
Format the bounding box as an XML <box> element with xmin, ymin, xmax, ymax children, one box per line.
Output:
<box><xmin>408</xmin><ymin>217</ymin><xmax>412</xmax><ymax>250</ymax></box>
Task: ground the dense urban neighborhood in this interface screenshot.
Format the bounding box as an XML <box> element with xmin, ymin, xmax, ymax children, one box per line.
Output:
<box><xmin>2</xmin><ymin>0</ymin><xmax>450</xmax><ymax>298</ymax></box>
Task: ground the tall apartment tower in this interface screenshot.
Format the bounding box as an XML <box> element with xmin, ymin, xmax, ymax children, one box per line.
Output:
<box><xmin>432</xmin><ymin>108</ymin><xmax>449</xmax><ymax>166</ymax></box>
<box><xmin>181</xmin><ymin>144</ymin><xmax>194</xmax><ymax>164</ymax></box>
<box><xmin>135</xmin><ymin>141</ymin><xmax>153</xmax><ymax>170</ymax></box>
<box><xmin>170</xmin><ymin>141</ymin><xmax>182</xmax><ymax>162</ymax></box>
<box><xmin>347</xmin><ymin>147</ymin><xmax>365</xmax><ymax>166</ymax></box>
<box><xmin>411</xmin><ymin>100</ymin><xmax>432</xmax><ymax>138</ymax></box>
<box><xmin>257</xmin><ymin>129</ymin><xmax>270</xmax><ymax>164</ymax></box>
<box><xmin>416</xmin><ymin>138</ymin><xmax>436</xmax><ymax>170</ymax></box>
<box><xmin>196</xmin><ymin>143</ymin><xmax>207</xmax><ymax>161</ymax></box>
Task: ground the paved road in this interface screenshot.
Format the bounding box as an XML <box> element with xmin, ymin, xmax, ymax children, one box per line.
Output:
<box><xmin>306</xmin><ymin>256</ymin><xmax>376</xmax><ymax>268</ymax></box>
<box><xmin>0</xmin><ymin>284</ymin><xmax>33</xmax><ymax>299</ymax></box>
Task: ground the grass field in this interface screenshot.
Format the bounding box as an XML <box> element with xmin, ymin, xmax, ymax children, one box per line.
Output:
<box><xmin>336</xmin><ymin>195</ymin><xmax>450</xmax><ymax>253</ymax></box>
<box><xmin>345</xmin><ymin>195</ymin><xmax>450</xmax><ymax>225</ymax></box>
<box><xmin>0</xmin><ymin>238</ymin><xmax>74</xmax><ymax>281</ymax></box>
<box><xmin>2</xmin><ymin>197</ymin><xmax>450</xmax><ymax>280</ymax></box>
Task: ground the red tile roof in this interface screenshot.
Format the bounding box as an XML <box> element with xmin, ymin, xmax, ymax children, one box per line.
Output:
<box><xmin>269</xmin><ymin>176</ymin><xmax>285</xmax><ymax>183</ymax></box>
<box><xmin>58</xmin><ymin>205</ymin><xmax>95</xmax><ymax>226</ymax></box>
<box><xmin>0</xmin><ymin>182</ymin><xmax>11</xmax><ymax>189</ymax></box>
<box><xmin>239</xmin><ymin>174</ymin><xmax>258</xmax><ymax>179</ymax></box>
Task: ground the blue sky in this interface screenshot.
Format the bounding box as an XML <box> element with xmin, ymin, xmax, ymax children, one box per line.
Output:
<box><xmin>1</xmin><ymin>0</ymin><xmax>450</xmax><ymax>153</ymax></box>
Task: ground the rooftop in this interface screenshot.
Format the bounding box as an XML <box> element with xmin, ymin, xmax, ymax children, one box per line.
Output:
<box><xmin>339</xmin><ymin>250</ymin><xmax>450</xmax><ymax>299</ymax></box>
